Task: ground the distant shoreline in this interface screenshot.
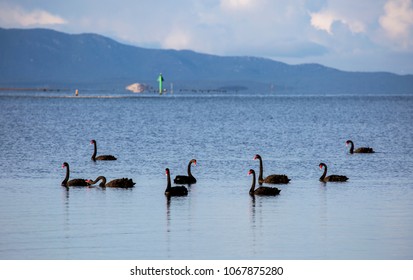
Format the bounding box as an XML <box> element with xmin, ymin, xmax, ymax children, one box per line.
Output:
<box><xmin>0</xmin><ymin>87</ymin><xmax>66</xmax><ymax>92</ymax></box>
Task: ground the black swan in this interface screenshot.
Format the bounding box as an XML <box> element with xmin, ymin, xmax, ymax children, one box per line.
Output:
<box><xmin>90</xmin><ymin>139</ymin><xmax>117</xmax><ymax>161</ymax></box>
<box><xmin>319</xmin><ymin>162</ymin><xmax>348</xmax><ymax>182</ymax></box>
<box><xmin>165</xmin><ymin>168</ymin><xmax>188</xmax><ymax>196</ymax></box>
<box><xmin>346</xmin><ymin>140</ymin><xmax>374</xmax><ymax>154</ymax></box>
<box><xmin>86</xmin><ymin>176</ymin><xmax>135</xmax><ymax>188</ymax></box>
<box><xmin>248</xmin><ymin>169</ymin><xmax>281</xmax><ymax>196</ymax></box>
<box><xmin>253</xmin><ymin>154</ymin><xmax>290</xmax><ymax>184</ymax></box>
<box><xmin>61</xmin><ymin>162</ymin><xmax>89</xmax><ymax>187</ymax></box>
<box><xmin>174</xmin><ymin>159</ymin><xmax>197</xmax><ymax>184</ymax></box>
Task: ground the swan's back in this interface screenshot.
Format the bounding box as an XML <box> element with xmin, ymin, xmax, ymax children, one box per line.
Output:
<box><xmin>354</xmin><ymin>147</ymin><xmax>374</xmax><ymax>153</ymax></box>
<box><xmin>322</xmin><ymin>175</ymin><xmax>349</xmax><ymax>182</ymax></box>
<box><xmin>252</xmin><ymin>186</ymin><xmax>281</xmax><ymax>196</ymax></box>
<box><xmin>262</xmin><ymin>174</ymin><xmax>290</xmax><ymax>184</ymax></box>
<box><xmin>95</xmin><ymin>155</ymin><xmax>117</xmax><ymax>160</ymax></box>
<box><xmin>174</xmin><ymin>175</ymin><xmax>196</xmax><ymax>184</ymax></box>
<box><xmin>66</xmin><ymin>178</ymin><xmax>89</xmax><ymax>187</ymax></box>
<box><xmin>165</xmin><ymin>186</ymin><xmax>188</xmax><ymax>196</ymax></box>
<box><xmin>106</xmin><ymin>178</ymin><xmax>135</xmax><ymax>188</ymax></box>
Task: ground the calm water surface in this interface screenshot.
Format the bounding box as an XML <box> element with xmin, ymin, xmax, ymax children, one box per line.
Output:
<box><xmin>0</xmin><ymin>90</ymin><xmax>412</xmax><ymax>259</ymax></box>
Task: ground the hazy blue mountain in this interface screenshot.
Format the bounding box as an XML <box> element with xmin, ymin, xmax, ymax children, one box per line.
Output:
<box><xmin>1</xmin><ymin>27</ymin><xmax>412</xmax><ymax>94</ymax></box>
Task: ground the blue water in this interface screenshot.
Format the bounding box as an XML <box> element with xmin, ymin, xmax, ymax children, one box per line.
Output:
<box><xmin>0</xmin><ymin>90</ymin><xmax>412</xmax><ymax>259</ymax></box>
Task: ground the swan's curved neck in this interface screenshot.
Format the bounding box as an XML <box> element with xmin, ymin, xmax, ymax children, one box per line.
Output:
<box><xmin>249</xmin><ymin>172</ymin><xmax>256</xmax><ymax>194</ymax></box>
<box><xmin>187</xmin><ymin>161</ymin><xmax>193</xmax><ymax>177</ymax></box>
<box><xmin>320</xmin><ymin>165</ymin><xmax>327</xmax><ymax>180</ymax></box>
<box><xmin>91</xmin><ymin>141</ymin><xmax>97</xmax><ymax>160</ymax></box>
<box><xmin>166</xmin><ymin>172</ymin><xmax>171</xmax><ymax>190</ymax></box>
<box><xmin>348</xmin><ymin>141</ymin><xmax>354</xmax><ymax>154</ymax></box>
<box><xmin>90</xmin><ymin>176</ymin><xmax>106</xmax><ymax>187</ymax></box>
<box><xmin>257</xmin><ymin>158</ymin><xmax>264</xmax><ymax>181</ymax></box>
<box><xmin>62</xmin><ymin>165</ymin><xmax>70</xmax><ymax>185</ymax></box>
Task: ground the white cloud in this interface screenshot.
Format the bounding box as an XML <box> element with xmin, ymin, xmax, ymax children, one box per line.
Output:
<box><xmin>162</xmin><ymin>28</ymin><xmax>192</xmax><ymax>50</ymax></box>
<box><xmin>0</xmin><ymin>3</ymin><xmax>66</xmax><ymax>27</ymax></box>
<box><xmin>220</xmin><ymin>0</ymin><xmax>254</xmax><ymax>11</ymax></box>
<box><xmin>310</xmin><ymin>10</ymin><xmax>335</xmax><ymax>34</ymax></box>
<box><xmin>310</xmin><ymin>9</ymin><xmax>366</xmax><ymax>35</ymax></box>
<box><xmin>379</xmin><ymin>0</ymin><xmax>413</xmax><ymax>49</ymax></box>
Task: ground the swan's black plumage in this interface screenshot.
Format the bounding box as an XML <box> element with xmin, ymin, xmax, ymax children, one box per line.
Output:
<box><xmin>90</xmin><ymin>139</ymin><xmax>117</xmax><ymax>161</ymax></box>
<box><xmin>346</xmin><ymin>140</ymin><xmax>374</xmax><ymax>154</ymax></box>
<box><xmin>174</xmin><ymin>159</ymin><xmax>197</xmax><ymax>184</ymax></box>
<box><xmin>254</xmin><ymin>154</ymin><xmax>290</xmax><ymax>184</ymax></box>
<box><xmin>165</xmin><ymin>168</ymin><xmax>188</xmax><ymax>196</ymax></box>
<box><xmin>319</xmin><ymin>163</ymin><xmax>348</xmax><ymax>182</ymax></box>
<box><xmin>61</xmin><ymin>162</ymin><xmax>89</xmax><ymax>187</ymax></box>
<box><xmin>248</xmin><ymin>169</ymin><xmax>281</xmax><ymax>196</ymax></box>
<box><xmin>87</xmin><ymin>176</ymin><xmax>135</xmax><ymax>188</ymax></box>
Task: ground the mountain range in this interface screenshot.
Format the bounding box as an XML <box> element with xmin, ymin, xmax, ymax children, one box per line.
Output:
<box><xmin>1</xmin><ymin>27</ymin><xmax>412</xmax><ymax>94</ymax></box>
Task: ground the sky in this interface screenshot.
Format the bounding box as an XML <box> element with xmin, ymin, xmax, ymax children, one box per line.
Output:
<box><xmin>1</xmin><ymin>0</ymin><xmax>413</xmax><ymax>74</ymax></box>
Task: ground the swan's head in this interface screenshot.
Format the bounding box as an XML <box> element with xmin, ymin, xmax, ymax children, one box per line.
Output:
<box><xmin>191</xmin><ymin>159</ymin><xmax>197</xmax><ymax>166</ymax></box>
<box><xmin>62</xmin><ymin>162</ymin><xmax>69</xmax><ymax>168</ymax></box>
<box><xmin>253</xmin><ymin>154</ymin><xmax>261</xmax><ymax>160</ymax></box>
<box><xmin>319</xmin><ymin>163</ymin><xmax>326</xmax><ymax>169</ymax></box>
<box><xmin>90</xmin><ymin>139</ymin><xmax>96</xmax><ymax>145</ymax></box>
<box><xmin>345</xmin><ymin>140</ymin><xmax>352</xmax><ymax>146</ymax></box>
<box><xmin>248</xmin><ymin>169</ymin><xmax>255</xmax><ymax>176</ymax></box>
<box><xmin>165</xmin><ymin>168</ymin><xmax>170</xmax><ymax>176</ymax></box>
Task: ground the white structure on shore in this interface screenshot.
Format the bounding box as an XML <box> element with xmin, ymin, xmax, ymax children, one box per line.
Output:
<box><xmin>126</xmin><ymin>83</ymin><xmax>146</xmax><ymax>93</ymax></box>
